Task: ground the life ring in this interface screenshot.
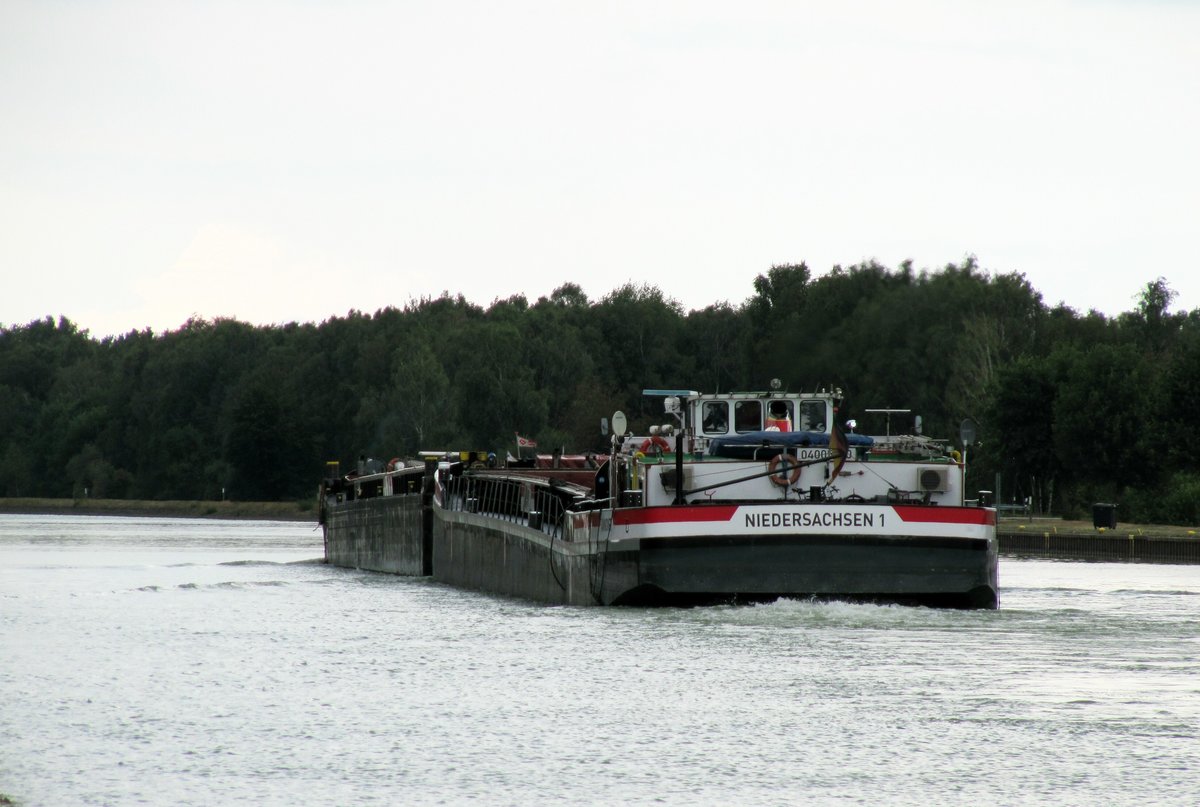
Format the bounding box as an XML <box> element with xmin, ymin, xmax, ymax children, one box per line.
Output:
<box><xmin>638</xmin><ymin>436</ymin><xmax>670</xmax><ymax>454</ymax></box>
<box><xmin>386</xmin><ymin>457</ymin><xmax>401</xmax><ymax>471</ymax></box>
<box><xmin>767</xmin><ymin>453</ymin><xmax>802</xmax><ymax>486</ymax></box>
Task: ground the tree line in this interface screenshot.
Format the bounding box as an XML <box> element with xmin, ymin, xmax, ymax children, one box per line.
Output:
<box><xmin>2</xmin><ymin>259</ymin><xmax>1198</xmax><ymax>524</ymax></box>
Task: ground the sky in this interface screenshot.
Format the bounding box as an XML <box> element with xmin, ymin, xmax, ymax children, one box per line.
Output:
<box><xmin>3</xmin><ymin>0</ymin><xmax>1199</xmax><ymax>337</ymax></box>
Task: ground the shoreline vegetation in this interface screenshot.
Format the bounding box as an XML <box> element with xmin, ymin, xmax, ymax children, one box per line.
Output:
<box><xmin>0</xmin><ymin>497</ymin><xmax>315</xmax><ymax>522</ymax></box>
<box><xmin>6</xmin><ymin>271</ymin><xmax>1200</xmax><ymax>527</ymax></box>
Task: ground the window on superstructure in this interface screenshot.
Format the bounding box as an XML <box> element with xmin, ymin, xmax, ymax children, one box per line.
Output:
<box><xmin>734</xmin><ymin>400</ymin><xmax>762</xmax><ymax>433</ymax></box>
<box><xmin>798</xmin><ymin>401</ymin><xmax>827</xmax><ymax>432</ymax></box>
<box><xmin>766</xmin><ymin>400</ymin><xmax>793</xmax><ymax>431</ymax></box>
<box><xmin>701</xmin><ymin>401</ymin><xmax>729</xmax><ymax>435</ymax></box>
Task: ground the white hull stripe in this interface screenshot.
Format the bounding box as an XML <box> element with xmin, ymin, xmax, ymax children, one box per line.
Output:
<box><xmin>610</xmin><ymin>504</ymin><xmax>995</xmax><ymax>541</ymax></box>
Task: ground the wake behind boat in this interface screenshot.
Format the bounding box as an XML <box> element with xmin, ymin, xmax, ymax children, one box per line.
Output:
<box><xmin>320</xmin><ymin>385</ymin><xmax>998</xmax><ymax>608</ymax></box>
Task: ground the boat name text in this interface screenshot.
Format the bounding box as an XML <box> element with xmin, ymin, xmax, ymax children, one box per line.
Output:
<box><xmin>744</xmin><ymin>510</ymin><xmax>880</xmax><ymax>529</ymax></box>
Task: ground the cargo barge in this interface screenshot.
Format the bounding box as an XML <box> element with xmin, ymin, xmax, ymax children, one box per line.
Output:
<box><xmin>320</xmin><ymin>386</ymin><xmax>999</xmax><ymax>608</ymax></box>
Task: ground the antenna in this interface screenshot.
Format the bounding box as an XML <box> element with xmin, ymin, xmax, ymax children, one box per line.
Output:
<box><xmin>864</xmin><ymin>408</ymin><xmax>911</xmax><ymax>437</ymax></box>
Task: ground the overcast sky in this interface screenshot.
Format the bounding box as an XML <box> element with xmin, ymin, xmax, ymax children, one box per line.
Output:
<box><xmin>3</xmin><ymin>0</ymin><xmax>1198</xmax><ymax>337</ymax></box>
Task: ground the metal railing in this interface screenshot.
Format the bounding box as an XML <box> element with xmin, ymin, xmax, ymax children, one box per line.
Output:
<box><xmin>441</xmin><ymin>473</ymin><xmax>570</xmax><ymax>541</ymax></box>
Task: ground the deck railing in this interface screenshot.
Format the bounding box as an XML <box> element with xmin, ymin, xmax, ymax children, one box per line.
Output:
<box><xmin>442</xmin><ymin>473</ymin><xmax>570</xmax><ymax>541</ymax></box>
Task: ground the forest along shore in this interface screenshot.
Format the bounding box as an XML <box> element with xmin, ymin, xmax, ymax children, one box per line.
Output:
<box><xmin>0</xmin><ymin>497</ymin><xmax>316</xmax><ymax>522</ymax></box>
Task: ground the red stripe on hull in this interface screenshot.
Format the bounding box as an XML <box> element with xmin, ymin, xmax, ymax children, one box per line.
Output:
<box><xmin>612</xmin><ymin>503</ymin><xmax>995</xmax><ymax>528</ymax></box>
<box><xmin>893</xmin><ymin>506</ymin><xmax>996</xmax><ymax>526</ymax></box>
<box><xmin>613</xmin><ymin>505</ymin><xmax>739</xmax><ymax>526</ymax></box>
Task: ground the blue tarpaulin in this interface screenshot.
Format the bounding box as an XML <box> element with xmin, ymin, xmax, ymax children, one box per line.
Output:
<box><xmin>706</xmin><ymin>430</ymin><xmax>874</xmax><ymax>459</ymax></box>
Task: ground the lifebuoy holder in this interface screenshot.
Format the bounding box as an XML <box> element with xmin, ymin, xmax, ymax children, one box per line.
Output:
<box><xmin>767</xmin><ymin>453</ymin><xmax>803</xmax><ymax>486</ymax></box>
<box><xmin>638</xmin><ymin>435</ymin><xmax>671</xmax><ymax>454</ymax></box>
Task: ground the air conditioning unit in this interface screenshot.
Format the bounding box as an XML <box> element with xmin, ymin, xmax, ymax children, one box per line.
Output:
<box><xmin>916</xmin><ymin>467</ymin><xmax>950</xmax><ymax>493</ymax></box>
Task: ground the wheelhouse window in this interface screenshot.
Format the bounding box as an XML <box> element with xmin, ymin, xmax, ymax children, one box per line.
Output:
<box><xmin>798</xmin><ymin>400</ymin><xmax>827</xmax><ymax>432</ymax></box>
<box><xmin>701</xmin><ymin>401</ymin><xmax>729</xmax><ymax>435</ymax></box>
<box><xmin>734</xmin><ymin>400</ymin><xmax>762</xmax><ymax>433</ymax></box>
<box><xmin>765</xmin><ymin>399</ymin><xmax>793</xmax><ymax>430</ymax></box>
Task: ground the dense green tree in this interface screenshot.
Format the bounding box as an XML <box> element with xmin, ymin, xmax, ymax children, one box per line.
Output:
<box><xmin>1052</xmin><ymin>342</ymin><xmax>1154</xmax><ymax>505</ymax></box>
<box><xmin>684</xmin><ymin>302</ymin><xmax>749</xmax><ymax>394</ymax></box>
<box><xmin>746</xmin><ymin>262</ymin><xmax>811</xmax><ymax>384</ymax></box>
<box><xmin>983</xmin><ymin>355</ymin><xmax>1061</xmax><ymax>512</ymax></box>
<box><xmin>368</xmin><ymin>331</ymin><xmax>453</xmax><ymax>457</ymax></box>
<box><xmin>592</xmin><ymin>283</ymin><xmax>687</xmax><ymax>425</ymax></box>
<box><xmin>526</xmin><ymin>286</ymin><xmax>604</xmax><ymax>447</ymax></box>
<box><xmin>1155</xmin><ymin>322</ymin><xmax>1200</xmax><ymax>470</ymax></box>
<box><xmin>446</xmin><ymin>319</ymin><xmax>548</xmax><ymax>450</ymax></box>
<box><xmin>224</xmin><ymin>381</ymin><xmax>297</xmax><ymax>501</ymax></box>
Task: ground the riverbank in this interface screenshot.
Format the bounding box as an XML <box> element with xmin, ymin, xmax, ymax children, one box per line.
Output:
<box><xmin>998</xmin><ymin>516</ymin><xmax>1200</xmax><ymax>564</ymax></box>
<box><xmin>3</xmin><ymin>501</ymin><xmax>1198</xmax><ymax>561</ymax></box>
<box><xmin>0</xmin><ymin>497</ymin><xmax>316</xmax><ymax>522</ymax></box>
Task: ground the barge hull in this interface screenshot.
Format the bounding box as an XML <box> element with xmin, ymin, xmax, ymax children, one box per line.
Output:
<box><xmin>324</xmin><ymin>495</ymin><xmax>425</xmax><ymax>575</ymax></box>
<box><xmin>431</xmin><ymin>508</ymin><xmax>640</xmax><ymax>606</ymax></box>
<box><xmin>323</xmin><ymin>497</ymin><xmax>997</xmax><ymax>608</ymax></box>
<box><xmin>637</xmin><ymin>533</ymin><xmax>998</xmax><ymax>609</ymax></box>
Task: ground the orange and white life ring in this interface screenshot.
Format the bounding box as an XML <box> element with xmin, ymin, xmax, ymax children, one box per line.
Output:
<box><xmin>387</xmin><ymin>457</ymin><xmax>401</xmax><ymax>471</ymax></box>
<box><xmin>767</xmin><ymin>453</ymin><xmax>802</xmax><ymax>486</ymax></box>
<box><xmin>638</xmin><ymin>436</ymin><xmax>670</xmax><ymax>454</ymax></box>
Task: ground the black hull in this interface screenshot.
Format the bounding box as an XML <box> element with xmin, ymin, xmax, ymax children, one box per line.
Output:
<box><xmin>608</xmin><ymin>586</ymin><xmax>998</xmax><ymax>610</ymax></box>
<box><xmin>634</xmin><ymin>533</ymin><xmax>998</xmax><ymax>608</ymax></box>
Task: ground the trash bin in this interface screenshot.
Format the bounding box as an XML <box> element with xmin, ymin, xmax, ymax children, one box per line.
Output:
<box><xmin>1092</xmin><ymin>502</ymin><xmax>1117</xmax><ymax>530</ymax></box>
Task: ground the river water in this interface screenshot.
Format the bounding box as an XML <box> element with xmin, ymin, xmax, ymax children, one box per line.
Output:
<box><xmin>1</xmin><ymin>514</ymin><xmax>1198</xmax><ymax>807</ymax></box>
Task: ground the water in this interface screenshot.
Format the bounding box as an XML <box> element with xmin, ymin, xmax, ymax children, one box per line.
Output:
<box><xmin>2</xmin><ymin>515</ymin><xmax>1199</xmax><ymax>807</ymax></box>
